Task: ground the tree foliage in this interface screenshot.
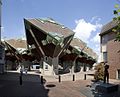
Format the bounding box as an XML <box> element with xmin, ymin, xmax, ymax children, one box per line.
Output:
<box><xmin>94</xmin><ymin>62</ymin><xmax>104</xmax><ymax>81</ymax></box>
<box><xmin>113</xmin><ymin>3</ymin><xmax>120</xmax><ymax>41</ymax></box>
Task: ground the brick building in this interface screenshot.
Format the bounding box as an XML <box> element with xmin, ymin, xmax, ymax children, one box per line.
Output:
<box><xmin>99</xmin><ymin>21</ymin><xmax>120</xmax><ymax>79</ymax></box>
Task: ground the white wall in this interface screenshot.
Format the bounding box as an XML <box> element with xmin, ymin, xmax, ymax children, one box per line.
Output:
<box><xmin>43</xmin><ymin>61</ymin><xmax>53</xmax><ymax>75</ymax></box>
<box><xmin>101</xmin><ymin>44</ymin><xmax>107</xmax><ymax>52</ymax></box>
<box><xmin>41</xmin><ymin>56</ymin><xmax>59</xmax><ymax>75</ymax></box>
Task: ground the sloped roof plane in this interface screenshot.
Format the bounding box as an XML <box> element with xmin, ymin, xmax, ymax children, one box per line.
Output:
<box><xmin>70</xmin><ymin>38</ymin><xmax>98</xmax><ymax>59</ymax></box>
<box><xmin>100</xmin><ymin>20</ymin><xmax>118</xmax><ymax>36</ymax></box>
<box><xmin>25</xmin><ymin>18</ymin><xmax>74</xmax><ymax>38</ymax></box>
<box><xmin>6</xmin><ymin>39</ymin><xmax>27</xmax><ymax>49</ymax></box>
<box><xmin>24</xmin><ymin>18</ymin><xmax>75</xmax><ymax>58</ymax></box>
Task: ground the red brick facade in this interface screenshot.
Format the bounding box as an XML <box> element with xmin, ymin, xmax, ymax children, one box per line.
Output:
<box><xmin>100</xmin><ymin>21</ymin><xmax>120</xmax><ymax>79</ymax></box>
<box><xmin>107</xmin><ymin>39</ymin><xmax>120</xmax><ymax>79</ymax></box>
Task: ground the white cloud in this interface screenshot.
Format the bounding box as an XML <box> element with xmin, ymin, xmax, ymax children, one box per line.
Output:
<box><xmin>90</xmin><ymin>16</ymin><xmax>101</xmax><ymax>24</ymax></box>
<box><xmin>73</xmin><ymin>18</ymin><xmax>102</xmax><ymax>43</ymax></box>
<box><xmin>91</xmin><ymin>33</ymin><xmax>101</xmax><ymax>62</ymax></box>
<box><xmin>90</xmin><ymin>33</ymin><xmax>100</xmax><ymax>43</ymax></box>
<box><xmin>73</xmin><ymin>17</ymin><xmax>103</xmax><ymax>63</ymax></box>
<box><xmin>94</xmin><ymin>44</ymin><xmax>100</xmax><ymax>53</ymax></box>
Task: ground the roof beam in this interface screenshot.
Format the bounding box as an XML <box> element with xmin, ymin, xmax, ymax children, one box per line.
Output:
<box><xmin>57</xmin><ymin>35</ymin><xmax>74</xmax><ymax>57</ymax></box>
<box><xmin>29</xmin><ymin>29</ymin><xmax>45</xmax><ymax>56</ymax></box>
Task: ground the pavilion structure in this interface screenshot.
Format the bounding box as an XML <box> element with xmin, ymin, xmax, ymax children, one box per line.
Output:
<box><xmin>4</xmin><ymin>41</ymin><xmax>22</xmax><ymax>70</ymax></box>
<box><xmin>59</xmin><ymin>38</ymin><xmax>97</xmax><ymax>74</ymax></box>
<box><xmin>4</xmin><ymin>40</ymin><xmax>33</xmax><ymax>70</ymax></box>
<box><xmin>24</xmin><ymin>18</ymin><xmax>74</xmax><ymax>75</ymax></box>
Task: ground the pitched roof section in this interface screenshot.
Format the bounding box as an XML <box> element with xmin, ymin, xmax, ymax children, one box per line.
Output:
<box><xmin>24</xmin><ymin>18</ymin><xmax>75</xmax><ymax>58</ymax></box>
<box><xmin>100</xmin><ymin>20</ymin><xmax>118</xmax><ymax>36</ymax></box>
<box><xmin>6</xmin><ymin>39</ymin><xmax>27</xmax><ymax>49</ymax></box>
<box><xmin>70</xmin><ymin>38</ymin><xmax>86</xmax><ymax>50</ymax></box>
<box><xmin>70</xmin><ymin>38</ymin><xmax>98</xmax><ymax>59</ymax></box>
<box><xmin>24</xmin><ymin>18</ymin><xmax>75</xmax><ymax>38</ymax></box>
<box><xmin>4</xmin><ymin>41</ymin><xmax>22</xmax><ymax>61</ymax></box>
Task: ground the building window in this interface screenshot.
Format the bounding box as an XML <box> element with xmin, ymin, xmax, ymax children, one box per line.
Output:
<box><xmin>103</xmin><ymin>52</ymin><xmax>107</xmax><ymax>62</ymax></box>
<box><xmin>101</xmin><ymin>34</ymin><xmax>108</xmax><ymax>44</ymax></box>
<box><xmin>118</xmin><ymin>70</ymin><xmax>120</xmax><ymax>79</ymax></box>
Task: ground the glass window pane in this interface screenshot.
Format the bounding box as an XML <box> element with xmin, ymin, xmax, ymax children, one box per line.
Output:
<box><xmin>103</xmin><ymin>52</ymin><xmax>107</xmax><ymax>62</ymax></box>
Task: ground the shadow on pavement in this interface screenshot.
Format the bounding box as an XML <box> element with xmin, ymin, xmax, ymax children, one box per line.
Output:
<box><xmin>0</xmin><ymin>71</ymin><xmax>49</xmax><ymax>97</ymax></box>
<box><xmin>46</xmin><ymin>84</ymin><xmax>56</xmax><ymax>88</ymax></box>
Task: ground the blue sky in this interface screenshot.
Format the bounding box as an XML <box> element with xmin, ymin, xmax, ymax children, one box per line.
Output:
<box><xmin>1</xmin><ymin>0</ymin><xmax>117</xmax><ymax>61</ymax></box>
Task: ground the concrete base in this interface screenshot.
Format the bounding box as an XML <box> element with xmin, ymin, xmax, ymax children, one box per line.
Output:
<box><xmin>95</xmin><ymin>83</ymin><xmax>118</xmax><ymax>93</ymax></box>
<box><xmin>43</xmin><ymin>61</ymin><xmax>53</xmax><ymax>75</ymax></box>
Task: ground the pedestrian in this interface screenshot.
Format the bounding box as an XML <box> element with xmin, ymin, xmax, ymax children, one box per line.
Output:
<box><xmin>103</xmin><ymin>62</ymin><xmax>109</xmax><ymax>83</ymax></box>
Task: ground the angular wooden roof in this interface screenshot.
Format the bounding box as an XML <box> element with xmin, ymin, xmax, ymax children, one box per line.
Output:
<box><xmin>4</xmin><ymin>41</ymin><xmax>22</xmax><ymax>61</ymax></box>
<box><xmin>6</xmin><ymin>39</ymin><xmax>27</xmax><ymax>49</ymax></box>
<box><xmin>70</xmin><ymin>38</ymin><xmax>86</xmax><ymax>50</ymax></box>
<box><xmin>70</xmin><ymin>38</ymin><xmax>98</xmax><ymax>59</ymax></box>
<box><xmin>24</xmin><ymin>18</ymin><xmax>75</xmax><ymax>58</ymax></box>
<box><xmin>24</xmin><ymin>18</ymin><xmax>75</xmax><ymax>38</ymax></box>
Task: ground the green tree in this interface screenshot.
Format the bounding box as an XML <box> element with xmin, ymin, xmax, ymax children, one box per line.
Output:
<box><xmin>94</xmin><ymin>62</ymin><xmax>104</xmax><ymax>81</ymax></box>
<box><xmin>113</xmin><ymin>3</ymin><xmax>120</xmax><ymax>41</ymax></box>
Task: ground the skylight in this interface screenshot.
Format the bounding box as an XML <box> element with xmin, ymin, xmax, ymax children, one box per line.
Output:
<box><xmin>41</xmin><ymin>32</ymin><xmax>64</xmax><ymax>46</ymax></box>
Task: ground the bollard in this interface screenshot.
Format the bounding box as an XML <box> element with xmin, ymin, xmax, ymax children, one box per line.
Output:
<box><xmin>41</xmin><ymin>76</ymin><xmax>43</xmax><ymax>84</ymax></box>
<box><xmin>84</xmin><ymin>74</ymin><xmax>86</xmax><ymax>80</ymax></box>
<box><xmin>73</xmin><ymin>74</ymin><xmax>75</xmax><ymax>81</ymax></box>
<box><xmin>19</xmin><ymin>75</ymin><xmax>22</xmax><ymax>85</ymax></box>
<box><xmin>59</xmin><ymin>75</ymin><xmax>61</xmax><ymax>82</ymax></box>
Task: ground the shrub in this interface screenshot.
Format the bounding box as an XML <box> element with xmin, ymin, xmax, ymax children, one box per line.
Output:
<box><xmin>94</xmin><ymin>62</ymin><xmax>104</xmax><ymax>81</ymax></box>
